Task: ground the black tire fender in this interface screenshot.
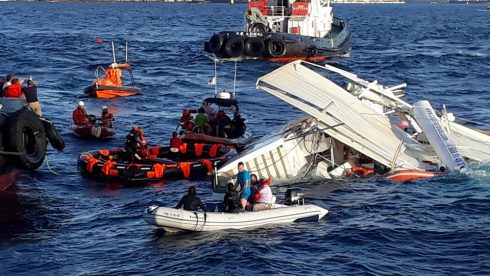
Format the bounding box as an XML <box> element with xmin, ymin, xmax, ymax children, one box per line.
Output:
<box><xmin>267</xmin><ymin>39</ymin><xmax>287</xmax><ymax>57</ymax></box>
<box><xmin>0</xmin><ymin>133</ymin><xmax>6</xmax><ymax>168</ymax></box>
<box><xmin>224</xmin><ymin>36</ymin><xmax>245</xmax><ymax>58</ymax></box>
<box><xmin>208</xmin><ymin>34</ymin><xmax>224</xmax><ymax>53</ymax></box>
<box><xmin>41</xmin><ymin>118</ymin><xmax>65</xmax><ymax>151</ymax></box>
<box><xmin>244</xmin><ymin>37</ymin><xmax>265</xmax><ymax>57</ymax></box>
<box><xmin>7</xmin><ymin>108</ymin><xmax>47</xmax><ymax>170</ymax></box>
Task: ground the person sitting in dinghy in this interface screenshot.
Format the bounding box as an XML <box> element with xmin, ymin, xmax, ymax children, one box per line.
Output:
<box><xmin>179</xmin><ymin>109</ymin><xmax>195</xmax><ymax>132</ymax></box>
<box><xmin>72</xmin><ymin>101</ymin><xmax>92</xmax><ymax>126</ymax></box>
<box><xmin>176</xmin><ymin>186</ymin><xmax>207</xmax><ymax>211</ymax></box>
<box><xmin>100</xmin><ymin>105</ymin><xmax>114</xmax><ymax>128</ymax></box>
<box><xmin>223</xmin><ymin>182</ymin><xmax>240</xmax><ymax>213</ymax></box>
<box><xmin>169</xmin><ymin>131</ymin><xmax>183</xmax><ymax>153</ymax></box>
<box><xmin>248</xmin><ymin>176</ymin><xmax>274</xmax><ymax>212</ymax></box>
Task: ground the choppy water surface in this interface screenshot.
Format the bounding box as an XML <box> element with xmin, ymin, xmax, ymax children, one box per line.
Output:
<box><xmin>1</xmin><ymin>3</ymin><xmax>489</xmax><ymax>274</ymax></box>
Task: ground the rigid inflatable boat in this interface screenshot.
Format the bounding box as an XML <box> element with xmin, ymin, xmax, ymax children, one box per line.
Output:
<box><xmin>78</xmin><ymin>143</ymin><xmax>237</xmax><ymax>182</ymax></box>
<box><xmin>144</xmin><ymin>189</ymin><xmax>328</xmax><ymax>232</ymax></box>
<box><xmin>71</xmin><ymin>123</ymin><xmax>115</xmax><ymax>139</ymax></box>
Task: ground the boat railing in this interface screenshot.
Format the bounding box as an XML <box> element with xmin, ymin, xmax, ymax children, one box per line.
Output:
<box><xmin>267</xmin><ymin>6</ymin><xmax>286</xmax><ymax>17</ymax></box>
<box><xmin>94</xmin><ymin>65</ymin><xmax>105</xmax><ymax>81</ymax></box>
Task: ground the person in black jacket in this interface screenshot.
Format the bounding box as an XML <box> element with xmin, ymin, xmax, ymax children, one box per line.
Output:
<box><xmin>176</xmin><ymin>186</ymin><xmax>206</xmax><ymax>211</ymax></box>
<box><xmin>223</xmin><ymin>182</ymin><xmax>240</xmax><ymax>212</ymax></box>
<box><xmin>22</xmin><ymin>79</ymin><xmax>42</xmax><ymax>116</ymax></box>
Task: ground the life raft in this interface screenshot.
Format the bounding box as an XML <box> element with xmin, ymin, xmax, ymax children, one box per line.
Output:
<box><xmin>78</xmin><ymin>143</ymin><xmax>237</xmax><ymax>182</ymax></box>
<box><xmin>71</xmin><ymin>123</ymin><xmax>115</xmax><ymax>139</ymax></box>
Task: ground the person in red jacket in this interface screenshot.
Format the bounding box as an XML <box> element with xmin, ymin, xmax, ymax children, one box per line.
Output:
<box><xmin>3</xmin><ymin>78</ymin><xmax>23</xmax><ymax>98</ymax></box>
<box><xmin>100</xmin><ymin>105</ymin><xmax>114</xmax><ymax>127</ymax></box>
<box><xmin>169</xmin><ymin>131</ymin><xmax>182</xmax><ymax>153</ymax></box>
<box><xmin>72</xmin><ymin>101</ymin><xmax>91</xmax><ymax>126</ymax></box>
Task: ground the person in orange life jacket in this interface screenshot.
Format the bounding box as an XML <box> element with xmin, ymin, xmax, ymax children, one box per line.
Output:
<box><xmin>100</xmin><ymin>105</ymin><xmax>114</xmax><ymax>127</ymax></box>
<box><xmin>4</xmin><ymin>78</ymin><xmax>23</xmax><ymax>98</ymax></box>
<box><xmin>176</xmin><ymin>186</ymin><xmax>206</xmax><ymax>211</ymax></box>
<box><xmin>179</xmin><ymin>109</ymin><xmax>194</xmax><ymax>132</ymax></box>
<box><xmin>22</xmin><ymin>79</ymin><xmax>42</xmax><ymax>116</ymax></box>
<box><xmin>104</xmin><ymin>63</ymin><xmax>123</xmax><ymax>86</ymax></box>
<box><xmin>72</xmin><ymin>101</ymin><xmax>92</xmax><ymax>126</ymax></box>
<box><xmin>248</xmin><ymin>176</ymin><xmax>274</xmax><ymax>211</ymax></box>
<box><xmin>169</xmin><ymin>131</ymin><xmax>182</xmax><ymax>153</ymax></box>
<box><xmin>124</xmin><ymin>126</ymin><xmax>149</xmax><ymax>161</ymax></box>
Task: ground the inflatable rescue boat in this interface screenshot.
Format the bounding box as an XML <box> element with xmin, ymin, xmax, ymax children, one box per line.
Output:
<box><xmin>71</xmin><ymin>123</ymin><xmax>115</xmax><ymax>139</ymax></box>
<box><xmin>78</xmin><ymin>143</ymin><xmax>237</xmax><ymax>182</ymax></box>
<box><xmin>144</xmin><ymin>188</ymin><xmax>328</xmax><ymax>232</ymax></box>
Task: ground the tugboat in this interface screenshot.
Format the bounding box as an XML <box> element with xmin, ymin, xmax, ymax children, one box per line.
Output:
<box><xmin>204</xmin><ymin>0</ymin><xmax>351</xmax><ymax>62</ymax></box>
<box><xmin>84</xmin><ymin>41</ymin><xmax>141</xmax><ymax>99</ymax></box>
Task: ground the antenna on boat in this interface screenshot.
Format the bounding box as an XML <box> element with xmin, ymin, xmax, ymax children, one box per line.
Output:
<box><xmin>214</xmin><ymin>59</ymin><xmax>218</xmax><ymax>95</ymax></box>
<box><xmin>125</xmin><ymin>41</ymin><xmax>129</xmax><ymax>64</ymax></box>
<box><xmin>111</xmin><ymin>41</ymin><xmax>116</xmax><ymax>64</ymax></box>
<box><xmin>232</xmin><ymin>61</ymin><xmax>237</xmax><ymax>98</ymax></box>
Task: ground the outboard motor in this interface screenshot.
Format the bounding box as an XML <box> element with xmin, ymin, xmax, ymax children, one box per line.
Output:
<box><xmin>284</xmin><ymin>188</ymin><xmax>305</xmax><ymax>206</ymax></box>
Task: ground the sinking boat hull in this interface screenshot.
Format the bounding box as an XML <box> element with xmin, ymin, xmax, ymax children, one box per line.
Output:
<box><xmin>83</xmin><ymin>84</ymin><xmax>141</xmax><ymax>99</ymax></box>
<box><xmin>143</xmin><ymin>204</ymin><xmax>328</xmax><ymax>232</ymax></box>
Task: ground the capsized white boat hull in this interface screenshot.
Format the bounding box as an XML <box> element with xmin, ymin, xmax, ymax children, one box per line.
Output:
<box><xmin>143</xmin><ymin>204</ymin><xmax>328</xmax><ymax>232</ymax></box>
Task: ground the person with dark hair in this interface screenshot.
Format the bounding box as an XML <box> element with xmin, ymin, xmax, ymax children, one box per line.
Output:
<box><xmin>229</xmin><ymin>113</ymin><xmax>246</xmax><ymax>139</ymax></box>
<box><xmin>4</xmin><ymin>78</ymin><xmax>23</xmax><ymax>98</ymax></box>
<box><xmin>194</xmin><ymin>107</ymin><xmax>208</xmax><ymax>133</ymax></box>
<box><xmin>235</xmin><ymin>162</ymin><xmax>251</xmax><ymax>209</ymax></box>
<box><xmin>22</xmin><ymin>79</ymin><xmax>42</xmax><ymax>116</ymax></box>
<box><xmin>223</xmin><ymin>182</ymin><xmax>240</xmax><ymax>212</ymax></box>
<box><xmin>176</xmin><ymin>186</ymin><xmax>206</xmax><ymax>211</ymax></box>
<box><xmin>124</xmin><ymin>126</ymin><xmax>149</xmax><ymax>161</ymax></box>
<box><xmin>1</xmin><ymin>74</ymin><xmax>13</xmax><ymax>93</ymax></box>
<box><xmin>215</xmin><ymin>110</ymin><xmax>232</xmax><ymax>138</ymax></box>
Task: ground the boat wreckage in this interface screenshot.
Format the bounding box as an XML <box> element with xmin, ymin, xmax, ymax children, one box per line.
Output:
<box><xmin>212</xmin><ymin>61</ymin><xmax>490</xmax><ymax>190</ymax></box>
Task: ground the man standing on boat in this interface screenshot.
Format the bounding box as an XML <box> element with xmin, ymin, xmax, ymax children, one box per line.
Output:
<box><xmin>235</xmin><ymin>162</ymin><xmax>251</xmax><ymax>210</ymax></box>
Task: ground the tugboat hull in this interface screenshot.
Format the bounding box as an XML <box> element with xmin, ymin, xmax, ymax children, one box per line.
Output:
<box><xmin>205</xmin><ymin>18</ymin><xmax>351</xmax><ymax>62</ymax></box>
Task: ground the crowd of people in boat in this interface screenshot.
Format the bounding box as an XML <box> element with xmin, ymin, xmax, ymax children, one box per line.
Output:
<box><xmin>0</xmin><ymin>74</ymin><xmax>42</xmax><ymax>116</ymax></box>
<box><xmin>179</xmin><ymin>99</ymin><xmax>246</xmax><ymax>139</ymax></box>
<box><xmin>176</xmin><ymin>162</ymin><xmax>275</xmax><ymax>213</ymax></box>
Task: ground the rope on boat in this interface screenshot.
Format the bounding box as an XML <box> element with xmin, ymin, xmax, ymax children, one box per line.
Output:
<box><xmin>45</xmin><ymin>154</ymin><xmax>60</xmax><ymax>176</ymax></box>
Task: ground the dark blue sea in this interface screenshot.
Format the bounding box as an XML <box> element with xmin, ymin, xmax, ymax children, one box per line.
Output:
<box><xmin>1</xmin><ymin>2</ymin><xmax>489</xmax><ymax>275</ymax></box>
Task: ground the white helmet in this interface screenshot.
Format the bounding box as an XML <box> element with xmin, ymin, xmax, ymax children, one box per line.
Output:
<box><xmin>102</xmin><ymin>105</ymin><xmax>108</xmax><ymax>110</ymax></box>
<box><xmin>78</xmin><ymin>101</ymin><xmax>85</xmax><ymax>107</ymax></box>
